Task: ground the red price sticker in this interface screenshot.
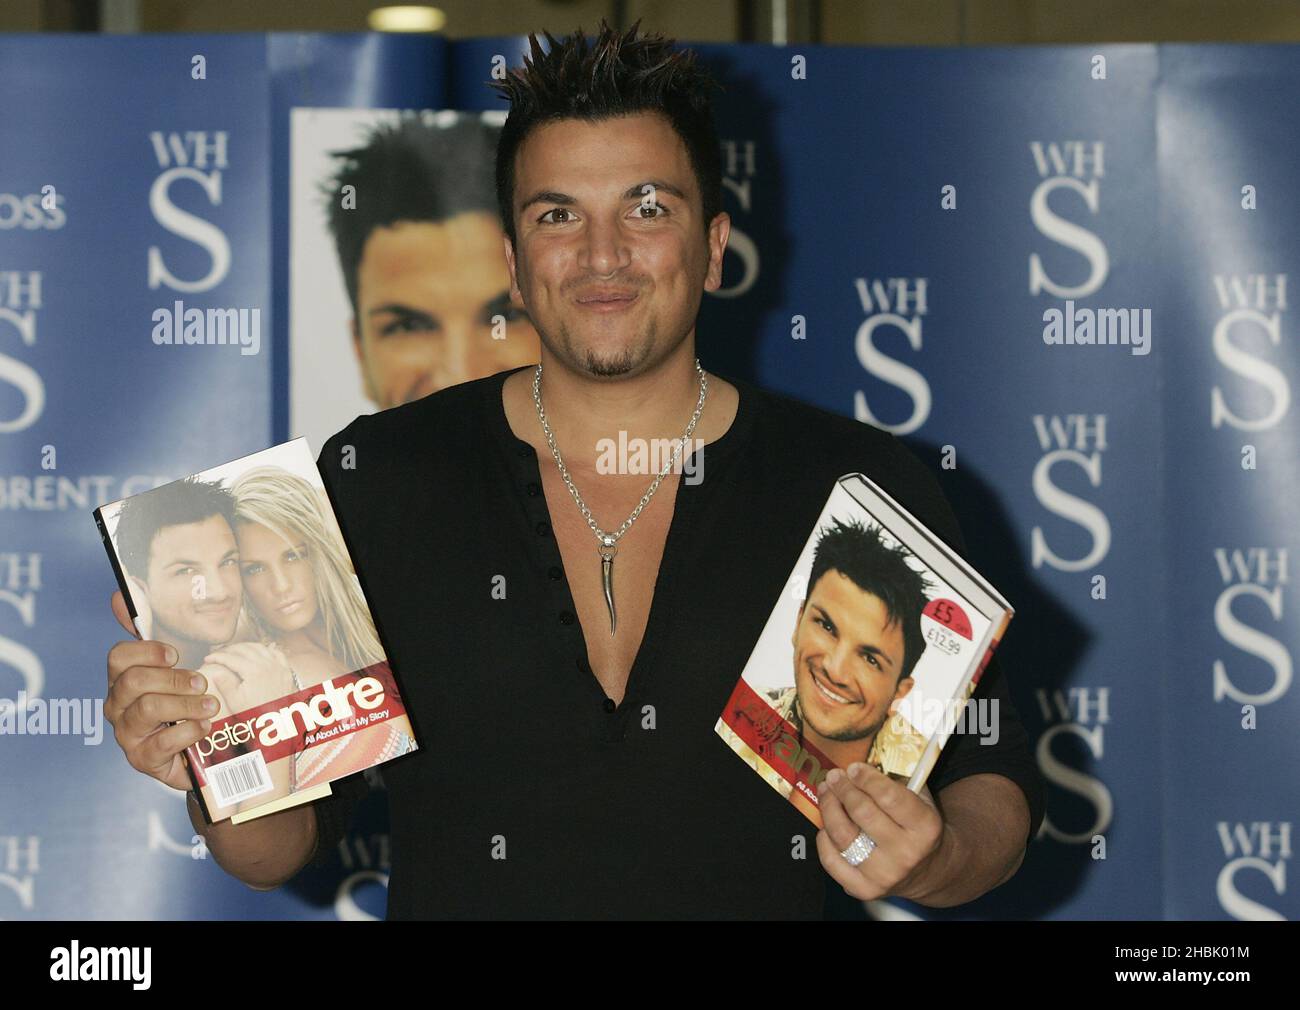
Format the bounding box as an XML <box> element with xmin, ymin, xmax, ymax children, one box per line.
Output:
<box><xmin>923</xmin><ymin>598</ymin><xmax>972</xmax><ymax>639</ymax></box>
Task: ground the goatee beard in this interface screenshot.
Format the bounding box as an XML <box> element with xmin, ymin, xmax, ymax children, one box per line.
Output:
<box><xmin>582</xmin><ymin>345</ymin><xmax>637</xmax><ymax>377</ymax></box>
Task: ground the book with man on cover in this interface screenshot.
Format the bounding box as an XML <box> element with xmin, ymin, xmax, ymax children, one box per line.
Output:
<box><xmin>94</xmin><ymin>437</ymin><xmax>419</xmax><ymax>825</ymax></box>
<box><xmin>715</xmin><ymin>472</ymin><xmax>1013</xmax><ymax>829</ymax></box>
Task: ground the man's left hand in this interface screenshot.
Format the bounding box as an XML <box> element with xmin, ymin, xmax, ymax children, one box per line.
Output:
<box><xmin>815</xmin><ymin>762</ymin><xmax>946</xmax><ymax>902</ymax></box>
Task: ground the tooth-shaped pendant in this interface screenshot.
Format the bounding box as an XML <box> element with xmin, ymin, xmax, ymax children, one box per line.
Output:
<box><xmin>602</xmin><ymin>554</ymin><xmax>616</xmax><ymax>635</ymax></box>
<box><xmin>599</xmin><ymin>537</ymin><xmax>618</xmax><ymax>635</ymax></box>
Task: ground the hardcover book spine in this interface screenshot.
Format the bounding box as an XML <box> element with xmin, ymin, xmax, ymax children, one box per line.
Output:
<box><xmin>94</xmin><ymin>508</ymin><xmax>136</xmax><ymax>629</ymax></box>
<box><xmin>970</xmin><ymin>609</ymin><xmax>1013</xmax><ymax>689</ymax></box>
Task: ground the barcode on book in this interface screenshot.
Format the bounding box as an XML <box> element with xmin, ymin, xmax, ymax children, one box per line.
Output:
<box><xmin>207</xmin><ymin>751</ymin><xmax>273</xmax><ymax>807</ymax></box>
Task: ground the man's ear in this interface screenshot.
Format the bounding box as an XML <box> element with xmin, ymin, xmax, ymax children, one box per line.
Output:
<box><xmin>791</xmin><ymin>600</ymin><xmax>805</xmax><ymax>649</ymax></box>
<box><xmin>125</xmin><ymin>575</ymin><xmax>154</xmax><ymax>640</ymax></box>
<box><xmin>503</xmin><ymin>234</ymin><xmax>525</xmax><ymax>308</ymax></box>
<box><xmin>349</xmin><ymin>316</ymin><xmax>378</xmax><ymax>405</ymax></box>
<box><xmin>126</xmin><ymin>574</ymin><xmax>150</xmax><ymax>606</ymax></box>
<box><xmin>890</xmin><ymin>676</ymin><xmax>916</xmax><ymax>710</ymax></box>
<box><xmin>702</xmin><ymin>211</ymin><xmax>732</xmax><ymax>293</ymax></box>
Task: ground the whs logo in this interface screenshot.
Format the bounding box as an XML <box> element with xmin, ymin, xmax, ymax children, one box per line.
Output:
<box><xmin>1212</xmin><ymin>548</ymin><xmax>1291</xmax><ymax>707</ymax></box>
<box><xmin>1216</xmin><ymin>821</ymin><xmax>1290</xmax><ymax>920</ymax></box>
<box><xmin>1033</xmin><ymin>687</ymin><xmax>1113</xmax><ymax>848</ymax></box>
<box><xmin>851</xmin><ymin>276</ymin><xmax>930</xmax><ymax>436</ymax></box>
<box><xmin>1028</xmin><ymin>141</ymin><xmax>1108</xmax><ymax>300</ymax></box>
<box><xmin>1210</xmin><ymin>273</ymin><xmax>1290</xmax><ymax>432</ymax></box>
<box><xmin>1030</xmin><ymin>414</ymin><xmax>1111</xmax><ymax>574</ymax></box>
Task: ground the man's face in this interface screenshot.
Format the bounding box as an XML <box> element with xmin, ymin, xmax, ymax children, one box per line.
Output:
<box><xmin>350</xmin><ymin>211</ymin><xmax>541</xmax><ymax>408</ymax></box>
<box><xmin>235</xmin><ymin>521</ymin><xmax>319</xmax><ymax>636</ymax></box>
<box><xmin>503</xmin><ymin>111</ymin><xmax>728</xmax><ymax>378</ymax></box>
<box><xmin>790</xmin><ymin>570</ymin><xmax>914</xmax><ymax>743</ymax></box>
<box><xmin>143</xmin><ymin>514</ymin><xmax>242</xmax><ymax>649</ymax></box>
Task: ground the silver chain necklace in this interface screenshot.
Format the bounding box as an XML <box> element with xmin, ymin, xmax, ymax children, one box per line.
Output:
<box><xmin>531</xmin><ymin>359</ymin><xmax>708</xmax><ymax>636</ymax></box>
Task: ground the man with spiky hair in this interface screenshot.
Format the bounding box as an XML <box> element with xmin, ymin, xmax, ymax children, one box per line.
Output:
<box><xmin>321</xmin><ymin>115</ymin><xmax>540</xmax><ymax>408</ymax></box>
<box><xmin>766</xmin><ymin>518</ymin><xmax>932</xmax><ymax>782</ymax></box>
<box><xmin>105</xmin><ymin>20</ymin><xmax>1044</xmax><ymax>919</ymax></box>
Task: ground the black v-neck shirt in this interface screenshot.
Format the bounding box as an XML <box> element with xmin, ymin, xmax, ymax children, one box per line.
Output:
<box><xmin>307</xmin><ymin>365</ymin><xmax>1045</xmax><ymax>920</ymax></box>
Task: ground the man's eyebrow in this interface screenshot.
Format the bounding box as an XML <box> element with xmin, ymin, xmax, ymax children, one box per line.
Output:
<box><xmin>481</xmin><ymin>289</ymin><xmax>524</xmax><ymax>320</ymax></box>
<box><xmin>811</xmin><ymin>603</ymin><xmax>837</xmax><ymax>632</ymax></box>
<box><xmin>621</xmin><ymin>180</ymin><xmax>686</xmax><ymax>202</ymax></box>
<box><xmin>518</xmin><ymin>189</ymin><xmax>574</xmax><ymax>213</ymax></box>
<box><xmin>367</xmin><ymin>303</ymin><xmax>436</xmax><ymax>321</ymax></box>
<box><xmin>811</xmin><ymin>603</ymin><xmax>897</xmax><ymax>670</ymax></box>
<box><xmin>166</xmin><ymin>547</ymin><xmax>238</xmax><ymax>568</ymax></box>
<box><xmin>518</xmin><ymin>180</ymin><xmax>688</xmax><ymax>214</ymax></box>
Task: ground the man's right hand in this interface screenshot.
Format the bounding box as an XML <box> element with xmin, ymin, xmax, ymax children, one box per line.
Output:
<box><xmin>105</xmin><ymin>589</ymin><xmax>223</xmax><ymax>793</ymax></box>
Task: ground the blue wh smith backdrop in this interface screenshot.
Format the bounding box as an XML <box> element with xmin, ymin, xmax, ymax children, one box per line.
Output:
<box><xmin>0</xmin><ymin>34</ymin><xmax>1295</xmax><ymax>920</ymax></box>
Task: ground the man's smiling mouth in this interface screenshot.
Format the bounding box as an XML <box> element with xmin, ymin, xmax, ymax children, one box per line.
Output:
<box><xmin>809</xmin><ymin>663</ymin><xmax>857</xmax><ymax>706</ymax></box>
<box><xmin>575</xmin><ymin>292</ymin><xmax>638</xmax><ymax>313</ymax></box>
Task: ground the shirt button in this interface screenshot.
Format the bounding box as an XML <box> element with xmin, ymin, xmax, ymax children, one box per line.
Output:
<box><xmin>517</xmin><ymin>445</ymin><xmax>533</xmax><ymax>458</ymax></box>
<box><xmin>602</xmin><ymin>698</ymin><xmax>617</xmax><ymax>713</ymax></box>
<box><xmin>559</xmin><ymin>610</ymin><xmax>575</xmax><ymax>625</ymax></box>
<box><xmin>526</xmin><ymin>482</ymin><xmax>541</xmax><ymax>496</ymax></box>
<box><xmin>547</xmin><ymin>566</ymin><xmax>563</xmax><ymax>581</ymax></box>
<box><xmin>535</xmin><ymin>521</ymin><xmax>550</xmax><ymax>536</ymax></box>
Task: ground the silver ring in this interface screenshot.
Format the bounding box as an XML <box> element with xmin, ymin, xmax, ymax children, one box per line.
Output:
<box><xmin>840</xmin><ymin>831</ymin><xmax>877</xmax><ymax>866</ymax></box>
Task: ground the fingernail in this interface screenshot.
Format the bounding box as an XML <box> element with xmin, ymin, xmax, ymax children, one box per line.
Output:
<box><xmin>827</xmin><ymin>768</ymin><xmax>843</xmax><ymax>786</ymax></box>
<box><xmin>848</xmin><ymin>762</ymin><xmax>865</xmax><ymax>779</ymax></box>
<box><xmin>164</xmin><ymin>645</ymin><xmax>178</xmax><ymax>665</ymax></box>
<box><xmin>815</xmin><ymin>778</ymin><xmax>827</xmax><ymax>795</ymax></box>
<box><xmin>203</xmin><ymin>697</ymin><xmax>218</xmax><ymax>713</ymax></box>
<box><xmin>190</xmin><ymin>675</ymin><xmax>205</xmax><ymax>691</ymax></box>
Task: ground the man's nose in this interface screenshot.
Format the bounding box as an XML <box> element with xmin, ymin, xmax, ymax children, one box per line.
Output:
<box><xmin>434</xmin><ymin>321</ymin><xmax>520</xmax><ymax>387</ymax></box>
<box><xmin>438</xmin><ymin>323</ymin><xmax>505</xmax><ymax>388</ymax></box>
<box><xmin>202</xmin><ymin>572</ymin><xmax>234</xmax><ymax>603</ymax></box>
<box><xmin>822</xmin><ymin>640</ymin><xmax>856</xmax><ymax>684</ymax></box>
<box><xmin>581</xmin><ymin>213</ymin><xmax>629</xmax><ymax>275</ymax></box>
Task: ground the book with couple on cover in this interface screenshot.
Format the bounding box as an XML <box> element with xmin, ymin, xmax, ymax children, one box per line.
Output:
<box><xmin>94</xmin><ymin>437</ymin><xmax>419</xmax><ymax>825</ymax></box>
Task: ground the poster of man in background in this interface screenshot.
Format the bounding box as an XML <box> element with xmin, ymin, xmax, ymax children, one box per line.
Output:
<box><xmin>291</xmin><ymin>109</ymin><xmax>541</xmax><ymax>448</ymax></box>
